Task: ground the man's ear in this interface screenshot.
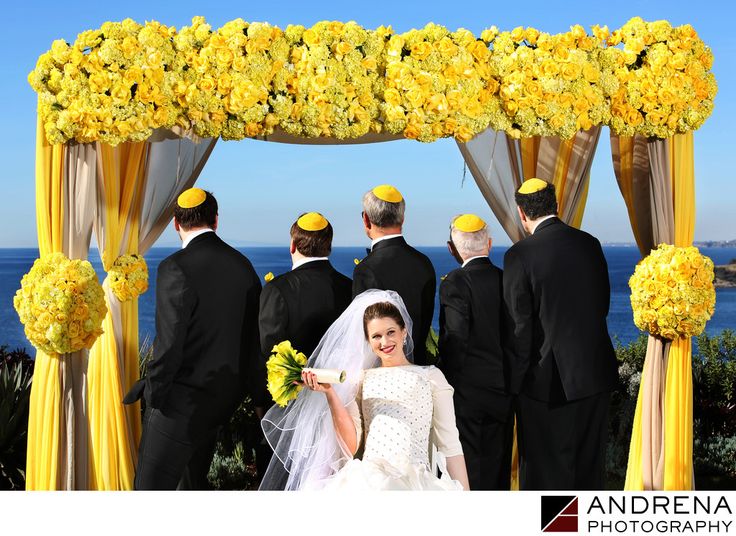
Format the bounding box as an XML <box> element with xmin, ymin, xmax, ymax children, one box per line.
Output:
<box><xmin>363</xmin><ymin>212</ymin><xmax>372</xmax><ymax>230</ymax></box>
<box><xmin>517</xmin><ymin>206</ymin><xmax>527</xmax><ymax>223</ymax></box>
<box><xmin>173</xmin><ymin>217</ymin><xmax>181</xmax><ymax>232</ymax></box>
<box><xmin>290</xmin><ymin>239</ymin><xmax>297</xmax><ymax>255</ymax></box>
<box><xmin>212</xmin><ymin>214</ymin><xmax>219</xmax><ymax>232</ymax></box>
<box><xmin>488</xmin><ymin>237</ymin><xmax>493</xmax><ymax>250</ymax></box>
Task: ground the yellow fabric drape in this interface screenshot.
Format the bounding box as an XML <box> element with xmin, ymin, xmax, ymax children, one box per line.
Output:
<box><xmin>87</xmin><ymin>142</ymin><xmax>148</xmax><ymax>490</ymax></box>
<box><xmin>26</xmin><ymin>112</ymin><xmax>65</xmax><ymax>490</ymax></box>
<box><xmin>664</xmin><ymin>131</ymin><xmax>695</xmax><ymax>490</ymax></box>
<box><xmin>621</xmin><ymin>132</ymin><xmax>696</xmax><ymax>490</ymax></box>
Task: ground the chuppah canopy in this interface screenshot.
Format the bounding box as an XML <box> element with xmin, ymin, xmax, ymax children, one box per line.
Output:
<box><xmin>22</xmin><ymin>16</ymin><xmax>716</xmax><ymax>490</ymax></box>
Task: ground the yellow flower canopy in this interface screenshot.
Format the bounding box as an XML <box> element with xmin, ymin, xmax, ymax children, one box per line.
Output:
<box><xmin>29</xmin><ymin>16</ymin><xmax>716</xmax><ymax>146</ymax></box>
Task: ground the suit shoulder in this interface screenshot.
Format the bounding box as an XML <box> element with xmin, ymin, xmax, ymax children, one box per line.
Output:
<box><xmin>441</xmin><ymin>267</ymin><xmax>466</xmax><ymax>286</ymax></box>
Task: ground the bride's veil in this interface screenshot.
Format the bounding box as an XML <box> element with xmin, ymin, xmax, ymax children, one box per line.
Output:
<box><xmin>259</xmin><ymin>289</ymin><xmax>414</xmax><ymax>490</ymax></box>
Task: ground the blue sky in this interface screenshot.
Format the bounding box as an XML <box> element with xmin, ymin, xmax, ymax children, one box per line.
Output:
<box><xmin>1</xmin><ymin>0</ymin><xmax>733</xmax><ymax>247</ymax></box>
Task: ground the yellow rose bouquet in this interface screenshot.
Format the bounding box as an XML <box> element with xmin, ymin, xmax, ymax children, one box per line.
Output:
<box><xmin>629</xmin><ymin>244</ymin><xmax>716</xmax><ymax>340</ymax></box>
<box><xmin>106</xmin><ymin>253</ymin><xmax>149</xmax><ymax>302</ymax></box>
<box><xmin>13</xmin><ymin>253</ymin><xmax>107</xmax><ymax>355</ymax></box>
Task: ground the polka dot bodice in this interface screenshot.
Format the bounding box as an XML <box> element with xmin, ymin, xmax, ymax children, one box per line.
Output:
<box><xmin>361</xmin><ymin>366</ymin><xmax>433</xmax><ymax>468</ymax></box>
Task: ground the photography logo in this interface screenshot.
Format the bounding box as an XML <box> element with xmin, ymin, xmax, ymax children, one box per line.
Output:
<box><xmin>542</xmin><ymin>496</ymin><xmax>579</xmax><ymax>533</ymax></box>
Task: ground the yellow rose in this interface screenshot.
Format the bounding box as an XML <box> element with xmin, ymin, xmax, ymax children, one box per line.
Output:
<box><xmin>454</xmin><ymin>125</ymin><xmax>474</xmax><ymax>143</ymax></box>
<box><xmin>425</xmin><ymin>94</ymin><xmax>448</xmax><ymax>115</ymax></box>
<box><xmin>436</xmin><ymin>36</ymin><xmax>457</xmax><ymax>58</ymax></box>
<box><xmin>510</xmin><ymin>26</ymin><xmax>525</xmax><ymax>43</ymax></box>
<box><xmin>561</xmin><ymin>63</ymin><xmax>582</xmax><ymax>82</ymax></box>
<box><xmin>525</xmin><ymin>28</ymin><xmax>540</xmax><ymax>45</ymax></box>
<box><xmin>361</xmin><ymin>56</ymin><xmax>378</xmax><ymax>72</ymax></box>
<box><xmin>582</xmin><ymin>63</ymin><xmax>600</xmax><ymax>83</ymax></box>
<box><xmin>540</xmin><ymin>59</ymin><xmax>559</xmax><ymax>77</ymax></box>
<box><xmin>199</xmin><ymin>76</ymin><xmax>216</xmax><ymax>92</ymax></box>
<box><xmin>411</xmin><ymin>41</ymin><xmax>432</xmax><ymax>61</ymax></box>
<box><xmin>334</xmin><ymin>41</ymin><xmax>353</xmax><ymax>57</ymax></box>
<box><xmin>302</xmin><ymin>29</ymin><xmax>320</xmax><ymax>47</ymax></box>
<box><xmin>405</xmin><ymin>89</ymin><xmax>425</xmax><ymax>109</ymax></box>
<box><xmin>384</xmin><ymin>88</ymin><xmax>401</xmax><ymax>107</ymax></box>
<box><xmin>403</xmin><ymin>124</ymin><xmax>420</xmax><ymax>139</ymax></box>
<box><xmin>480</xmin><ymin>26</ymin><xmax>499</xmax><ymax>43</ymax></box>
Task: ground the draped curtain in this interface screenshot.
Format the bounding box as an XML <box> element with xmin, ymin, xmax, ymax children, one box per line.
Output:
<box><xmin>457</xmin><ymin>126</ymin><xmax>601</xmax><ymax>242</ymax></box>
<box><xmin>86</xmin><ymin>131</ymin><xmax>216</xmax><ymax>490</ymax></box>
<box><xmin>612</xmin><ymin>131</ymin><xmax>696</xmax><ymax>490</ymax></box>
<box><xmin>27</xmin><ymin>117</ymin><xmax>216</xmax><ymax>489</ymax></box>
<box><xmin>26</xmin><ymin>112</ymin><xmax>97</xmax><ymax>490</ymax></box>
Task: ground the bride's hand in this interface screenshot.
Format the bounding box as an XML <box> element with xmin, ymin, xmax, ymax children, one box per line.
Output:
<box><xmin>300</xmin><ymin>369</ymin><xmax>332</xmax><ymax>393</ymax></box>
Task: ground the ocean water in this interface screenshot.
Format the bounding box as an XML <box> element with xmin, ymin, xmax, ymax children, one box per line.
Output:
<box><xmin>2</xmin><ymin>246</ymin><xmax>735</xmax><ymax>354</ymax></box>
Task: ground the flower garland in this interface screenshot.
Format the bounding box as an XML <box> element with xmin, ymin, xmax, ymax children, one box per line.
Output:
<box><xmin>484</xmin><ymin>25</ymin><xmax>612</xmax><ymax>139</ymax></box>
<box><xmin>13</xmin><ymin>253</ymin><xmax>107</xmax><ymax>355</ymax></box>
<box><xmin>629</xmin><ymin>244</ymin><xmax>716</xmax><ymax>340</ymax></box>
<box><xmin>29</xmin><ymin>19</ymin><xmax>181</xmax><ymax>146</ymax></box>
<box><xmin>29</xmin><ymin>17</ymin><xmax>717</xmax><ymax>145</ymax></box>
<box><xmin>105</xmin><ymin>253</ymin><xmax>149</xmax><ymax>302</ymax></box>
<box><xmin>608</xmin><ymin>17</ymin><xmax>718</xmax><ymax>138</ymax></box>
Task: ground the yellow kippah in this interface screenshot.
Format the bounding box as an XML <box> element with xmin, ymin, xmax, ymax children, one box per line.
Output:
<box><xmin>372</xmin><ymin>184</ymin><xmax>403</xmax><ymax>203</ymax></box>
<box><xmin>517</xmin><ymin>178</ymin><xmax>549</xmax><ymax>195</ymax></box>
<box><xmin>177</xmin><ymin>187</ymin><xmax>206</xmax><ymax>209</ymax></box>
<box><xmin>453</xmin><ymin>214</ymin><xmax>486</xmax><ymax>233</ymax></box>
<box><xmin>297</xmin><ymin>212</ymin><xmax>329</xmax><ymax>231</ymax></box>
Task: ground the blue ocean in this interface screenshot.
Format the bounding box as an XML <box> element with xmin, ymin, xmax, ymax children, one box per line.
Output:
<box><xmin>2</xmin><ymin>246</ymin><xmax>735</xmax><ymax>353</ymax></box>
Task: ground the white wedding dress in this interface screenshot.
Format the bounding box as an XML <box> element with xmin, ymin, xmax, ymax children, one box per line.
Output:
<box><xmin>322</xmin><ymin>365</ymin><xmax>464</xmax><ymax>490</ymax></box>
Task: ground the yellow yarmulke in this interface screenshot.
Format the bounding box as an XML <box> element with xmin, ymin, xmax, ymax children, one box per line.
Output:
<box><xmin>177</xmin><ymin>188</ymin><xmax>206</xmax><ymax>209</ymax></box>
<box><xmin>517</xmin><ymin>178</ymin><xmax>549</xmax><ymax>195</ymax></box>
<box><xmin>297</xmin><ymin>212</ymin><xmax>329</xmax><ymax>231</ymax></box>
<box><xmin>453</xmin><ymin>214</ymin><xmax>486</xmax><ymax>233</ymax></box>
<box><xmin>372</xmin><ymin>184</ymin><xmax>403</xmax><ymax>203</ymax></box>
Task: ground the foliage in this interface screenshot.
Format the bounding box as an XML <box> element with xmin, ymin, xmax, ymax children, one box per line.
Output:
<box><xmin>0</xmin><ymin>347</ymin><xmax>34</xmax><ymax>490</ymax></box>
<box><xmin>425</xmin><ymin>327</ymin><xmax>439</xmax><ymax>366</ymax></box>
<box><xmin>207</xmin><ymin>396</ymin><xmax>261</xmax><ymax>490</ymax></box>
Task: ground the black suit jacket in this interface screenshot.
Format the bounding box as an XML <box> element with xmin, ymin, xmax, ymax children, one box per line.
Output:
<box><xmin>126</xmin><ymin>232</ymin><xmax>262</xmax><ymax>428</ymax></box>
<box><xmin>503</xmin><ymin>218</ymin><xmax>618</xmax><ymax>403</ymax></box>
<box><xmin>259</xmin><ymin>259</ymin><xmax>352</xmax><ymax>362</ymax></box>
<box><xmin>438</xmin><ymin>257</ymin><xmax>513</xmax><ymax>422</ymax></box>
<box><xmin>352</xmin><ymin>236</ymin><xmax>436</xmax><ymax>365</ymax></box>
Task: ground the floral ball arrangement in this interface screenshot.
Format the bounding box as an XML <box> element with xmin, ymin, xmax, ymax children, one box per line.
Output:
<box><xmin>106</xmin><ymin>253</ymin><xmax>149</xmax><ymax>302</ymax></box>
<box><xmin>14</xmin><ymin>253</ymin><xmax>107</xmax><ymax>355</ymax></box>
<box><xmin>629</xmin><ymin>244</ymin><xmax>715</xmax><ymax>340</ymax></box>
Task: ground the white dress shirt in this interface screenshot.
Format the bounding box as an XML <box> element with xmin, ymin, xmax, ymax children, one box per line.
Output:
<box><xmin>181</xmin><ymin>228</ymin><xmax>214</xmax><ymax>249</ymax></box>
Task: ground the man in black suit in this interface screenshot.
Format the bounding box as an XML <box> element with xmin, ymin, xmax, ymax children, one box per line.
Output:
<box><xmin>503</xmin><ymin>178</ymin><xmax>618</xmax><ymax>490</ymax></box>
<box><xmin>353</xmin><ymin>184</ymin><xmax>436</xmax><ymax>365</ymax></box>
<box><xmin>124</xmin><ymin>188</ymin><xmax>262</xmax><ymax>490</ymax></box>
<box><xmin>257</xmin><ymin>212</ymin><xmax>352</xmax><ymax>487</ymax></box>
<box><xmin>259</xmin><ymin>212</ymin><xmax>352</xmax><ymax>361</ymax></box>
<box><xmin>439</xmin><ymin>214</ymin><xmax>513</xmax><ymax>490</ymax></box>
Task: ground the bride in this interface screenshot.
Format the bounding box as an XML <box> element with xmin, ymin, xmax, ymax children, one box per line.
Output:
<box><xmin>260</xmin><ymin>289</ymin><xmax>470</xmax><ymax>490</ymax></box>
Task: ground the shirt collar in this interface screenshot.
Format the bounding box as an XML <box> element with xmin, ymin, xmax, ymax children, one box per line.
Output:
<box><xmin>461</xmin><ymin>255</ymin><xmax>488</xmax><ymax>268</ymax></box>
<box><xmin>181</xmin><ymin>228</ymin><xmax>214</xmax><ymax>249</ymax></box>
<box><xmin>531</xmin><ymin>215</ymin><xmax>556</xmax><ymax>235</ymax></box>
<box><xmin>370</xmin><ymin>233</ymin><xmax>403</xmax><ymax>249</ymax></box>
<box><xmin>292</xmin><ymin>257</ymin><xmax>329</xmax><ymax>270</ymax></box>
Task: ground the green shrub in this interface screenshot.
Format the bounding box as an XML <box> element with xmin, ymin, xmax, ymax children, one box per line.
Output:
<box><xmin>0</xmin><ymin>346</ymin><xmax>34</xmax><ymax>490</ymax></box>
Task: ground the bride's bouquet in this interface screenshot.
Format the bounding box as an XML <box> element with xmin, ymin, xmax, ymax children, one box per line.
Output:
<box><xmin>266</xmin><ymin>340</ymin><xmax>346</xmax><ymax>407</ymax></box>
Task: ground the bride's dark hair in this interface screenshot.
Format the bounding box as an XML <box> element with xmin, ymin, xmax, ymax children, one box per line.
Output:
<box><xmin>363</xmin><ymin>301</ymin><xmax>406</xmax><ymax>338</ymax></box>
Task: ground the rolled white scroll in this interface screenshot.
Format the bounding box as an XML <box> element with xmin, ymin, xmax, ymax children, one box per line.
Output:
<box><xmin>302</xmin><ymin>368</ymin><xmax>346</xmax><ymax>384</ymax></box>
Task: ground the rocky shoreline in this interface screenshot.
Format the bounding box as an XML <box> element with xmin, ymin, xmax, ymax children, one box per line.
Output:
<box><xmin>715</xmin><ymin>260</ymin><xmax>736</xmax><ymax>288</ymax></box>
